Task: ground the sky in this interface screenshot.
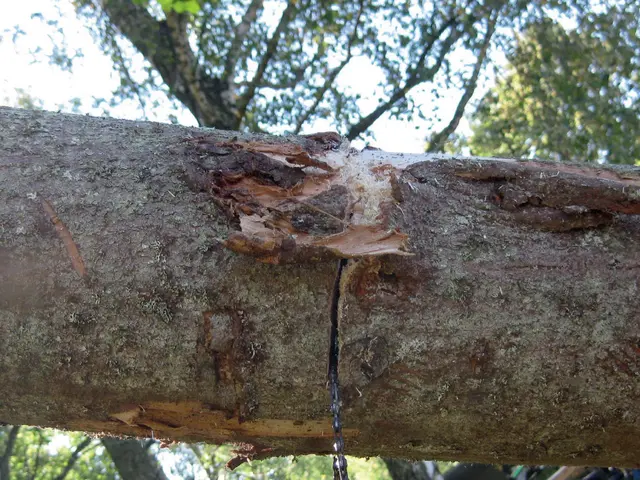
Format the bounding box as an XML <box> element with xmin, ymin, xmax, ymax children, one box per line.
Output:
<box><xmin>0</xmin><ymin>0</ymin><xmax>495</xmax><ymax>154</ymax></box>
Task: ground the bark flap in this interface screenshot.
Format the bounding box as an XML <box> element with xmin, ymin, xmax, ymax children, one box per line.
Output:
<box><xmin>184</xmin><ymin>132</ymin><xmax>411</xmax><ymax>263</ymax></box>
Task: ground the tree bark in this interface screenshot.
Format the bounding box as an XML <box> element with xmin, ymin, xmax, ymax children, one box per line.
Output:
<box><xmin>1</xmin><ymin>107</ymin><xmax>639</xmax><ymax>468</ymax></box>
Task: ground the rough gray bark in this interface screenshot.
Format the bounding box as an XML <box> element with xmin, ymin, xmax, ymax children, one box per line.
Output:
<box><xmin>102</xmin><ymin>438</ymin><xmax>168</xmax><ymax>480</ymax></box>
<box><xmin>1</xmin><ymin>107</ymin><xmax>639</xmax><ymax>468</ymax></box>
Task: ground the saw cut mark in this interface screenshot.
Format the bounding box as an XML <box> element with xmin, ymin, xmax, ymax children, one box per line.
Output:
<box><xmin>328</xmin><ymin>259</ymin><xmax>349</xmax><ymax>480</ymax></box>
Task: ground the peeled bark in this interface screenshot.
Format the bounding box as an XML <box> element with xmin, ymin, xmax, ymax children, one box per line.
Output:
<box><xmin>0</xmin><ymin>107</ymin><xmax>639</xmax><ymax>468</ymax></box>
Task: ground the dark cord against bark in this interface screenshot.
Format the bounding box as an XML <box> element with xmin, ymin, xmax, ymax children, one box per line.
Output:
<box><xmin>329</xmin><ymin>259</ymin><xmax>349</xmax><ymax>480</ymax></box>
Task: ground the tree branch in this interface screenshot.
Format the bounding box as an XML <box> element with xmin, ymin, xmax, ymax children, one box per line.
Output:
<box><xmin>237</xmin><ymin>42</ymin><xmax>325</xmax><ymax>91</ymax></box>
<box><xmin>384</xmin><ymin>459</ymin><xmax>434</xmax><ymax>480</ymax></box>
<box><xmin>107</xmin><ymin>32</ymin><xmax>148</xmax><ymax>117</ymax></box>
<box><xmin>0</xmin><ymin>426</ymin><xmax>20</xmax><ymax>480</ymax></box>
<box><xmin>293</xmin><ymin>0</ymin><xmax>365</xmax><ymax>134</ymax></box>
<box><xmin>100</xmin><ymin>0</ymin><xmax>177</xmax><ymax>89</ymax></box>
<box><xmin>164</xmin><ymin>11</ymin><xmax>217</xmax><ymax>126</ymax></box>
<box><xmin>189</xmin><ymin>444</ymin><xmax>221</xmax><ymax>480</ymax></box>
<box><xmin>346</xmin><ymin>18</ymin><xmax>461</xmax><ymax>140</ymax></box>
<box><xmin>427</xmin><ymin>10</ymin><xmax>500</xmax><ymax>152</ymax></box>
<box><xmin>237</xmin><ymin>0</ymin><xmax>297</xmax><ymax>123</ymax></box>
<box><xmin>2</xmin><ymin>107</ymin><xmax>640</xmax><ymax>465</ymax></box>
<box><xmin>102</xmin><ymin>438</ymin><xmax>169</xmax><ymax>480</ymax></box>
<box><xmin>101</xmin><ymin>0</ymin><xmax>237</xmax><ymax>129</ymax></box>
<box><xmin>53</xmin><ymin>437</ymin><xmax>94</xmax><ymax>480</ymax></box>
<box><xmin>223</xmin><ymin>0</ymin><xmax>264</xmax><ymax>86</ymax></box>
<box><xmin>27</xmin><ymin>430</ymin><xmax>45</xmax><ymax>480</ymax></box>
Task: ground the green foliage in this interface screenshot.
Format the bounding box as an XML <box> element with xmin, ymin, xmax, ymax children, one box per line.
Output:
<box><xmin>468</xmin><ymin>6</ymin><xmax>640</xmax><ymax>164</ymax></box>
<box><xmin>0</xmin><ymin>426</ymin><xmax>390</xmax><ymax>479</ymax></box>
<box><xmin>71</xmin><ymin>0</ymin><xmax>579</xmax><ymax>136</ymax></box>
<box><xmin>132</xmin><ymin>0</ymin><xmax>201</xmax><ymax>14</ymax></box>
<box><xmin>164</xmin><ymin>442</ymin><xmax>392</xmax><ymax>479</ymax></box>
<box><xmin>0</xmin><ymin>427</ymin><xmax>117</xmax><ymax>480</ymax></box>
<box><xmin>158</xmin><ymin>0</ymin><xmax>201</xmax><ymax>14</ymax></box>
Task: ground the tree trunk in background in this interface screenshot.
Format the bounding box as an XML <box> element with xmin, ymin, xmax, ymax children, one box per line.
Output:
<box><xmin>1</xmin><ymin>107</ymin><xmax>639</xmax><ymax>467</ymax></box>
<box><xmin>0</xmin><ymin>426</ymin><xmax>20</xmax><ymax>480</ymax></box>
<box><xmin>384</xmin><ymin>459</ymin><xmax>433</xmax><ymax>480</ymax></box>
<box><xmin>443</xmin><ymin>464</ymin><xmax>508</xmax><ymax>480</ymax></box>
<box><xmin>102</xmin><ymin>438</ymin><xmax>168</xmax><ymax>480</ymax></box>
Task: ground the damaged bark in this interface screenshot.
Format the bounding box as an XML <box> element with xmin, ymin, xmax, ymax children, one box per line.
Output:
<box><xmin>1</xmin><ymin>107</ymin><xmax>639</xmax><ymax>468</ymax></box>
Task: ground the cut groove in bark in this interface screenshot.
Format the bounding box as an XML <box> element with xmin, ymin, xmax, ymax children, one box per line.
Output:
<box><xmin>41</xmin><ymin>199</ymin><xmax>88</xmax><ymax>278</ymax></box>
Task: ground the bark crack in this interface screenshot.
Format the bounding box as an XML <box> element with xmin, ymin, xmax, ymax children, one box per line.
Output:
<box><xmin>328</xmin><ymin>258</ymin><xmax>349</xmax><ymax>479</ymax></box>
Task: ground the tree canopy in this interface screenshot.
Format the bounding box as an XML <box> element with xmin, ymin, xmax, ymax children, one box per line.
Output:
<box><xmin>467</xmin><ymin>6</ymin><xmax>640</xmax><ymax>164</ymax></box>
<box><xmin>6</xmin><ymin>0</ymin><xmax>593</xmax><ymax>143</ymax></box>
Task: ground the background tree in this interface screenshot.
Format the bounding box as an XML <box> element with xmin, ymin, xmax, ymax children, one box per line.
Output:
<box><xmin>467</xmin><ymin>6</ymin><xmax>640</xmax><ymax>164</ymax></box>
<box><xmin>0</xmin><ymin>426</ymin><xmax>118</xmax><ymax>480</ymax></box>
<box><xmin>35</xmin><ymin>0</ymin><xmax>592</xmax><ymax>141</ymax></box>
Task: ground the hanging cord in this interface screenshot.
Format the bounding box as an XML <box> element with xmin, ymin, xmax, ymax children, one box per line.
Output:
<box><xmin>328</xmin><ymin>259</ymin><xmax>349</xmax><ymax>480</ymax></box>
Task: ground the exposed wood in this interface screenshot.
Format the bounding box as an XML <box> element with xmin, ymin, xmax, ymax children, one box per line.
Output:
<box><xmin>0</xmin><ymin>107</ymin><xmax>639</xmax><ymax>468</ymax></box>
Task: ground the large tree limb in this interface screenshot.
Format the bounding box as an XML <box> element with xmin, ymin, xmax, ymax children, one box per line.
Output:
<box><xmin>1</xmin><ymin>107</ymin><xmax>640</xmax><ymax>467</ymax></box>
<box><xmin>101</xmin><ymin>0</ymin><xmax>237</xmax><ymax>129</ymax></box>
